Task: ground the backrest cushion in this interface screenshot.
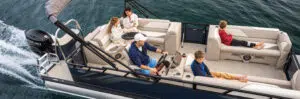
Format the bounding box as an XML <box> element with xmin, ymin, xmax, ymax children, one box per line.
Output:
<box><xmin>138</xmin><ymin>18</ymin><xmax>170</xmax><ymax>32</ymax></box>
<box><xmin>93</xmin><ymin>22</ymin><xmax>112</xmax><ymax>47</ymax></box>
<box><xmin>227</xmin><ymin>25</ymin><xmax>280</xmax><ymax>40</ymax></box>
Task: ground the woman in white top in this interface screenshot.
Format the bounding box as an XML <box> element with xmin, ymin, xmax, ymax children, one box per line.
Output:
<box><xmin>121</xmin><ymin>7</ymin><xmax>139</xmax><ymax>33</ymax></box>
<box><xmin>108</xmin><ymin>17</ymin><xmax>125</xmax><ymax>45</ymax></box>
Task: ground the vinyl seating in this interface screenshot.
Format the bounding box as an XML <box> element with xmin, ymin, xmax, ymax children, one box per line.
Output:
<box><xmin>182</xmin><ymin>54</ymin><xmax>300</xmax><ymax>98</ymax></box>
<box><xmin>137</xmin><ymin>18</ymin><xmax>182</xmax><ymax>55</ymax></box>
<box><xmin>206</xmin><ymin>25</ymin><xmax>292</xmax><ymax>68</ymax></box>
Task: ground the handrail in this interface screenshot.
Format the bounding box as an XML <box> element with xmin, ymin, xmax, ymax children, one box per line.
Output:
<box><xmin>54</xmin><ymin>19</ymin><xmax>81</xmax><ymax>60</ymax></box>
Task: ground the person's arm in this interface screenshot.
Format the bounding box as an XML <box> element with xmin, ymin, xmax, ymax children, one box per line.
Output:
<box><xmin>203</xmin><ymin>63</ymin><xmax>213</xmax><ymax>77</ymax></box>
<box><xmin>133</xmin><ymin>14</ymin><xmax>139</xmax><ymax>27</ymax></box>
<box><xmin>110</xmin><ymin>28</ymin><xmax>118</xmax><ymax>41</ymax></box>
<box><xmin>219</xmin><ymin>30</ymin><xmax>232</xmax><ymax>42</ymax></box>
<box><xmin>145</xmin><ymin>42</ymin><xmax>157</xmax><ymax>52</ymax></box>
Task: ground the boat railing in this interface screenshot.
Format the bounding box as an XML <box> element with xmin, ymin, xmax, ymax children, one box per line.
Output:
<box><xmin>54</xmin><ymin>19</ymin><xmax>82</xmax><ymax>60</ymax></box>
<box><xmin>63</xmin><ymin>55</ymin><xmax>288</xmax><ymax>99</ymax></box>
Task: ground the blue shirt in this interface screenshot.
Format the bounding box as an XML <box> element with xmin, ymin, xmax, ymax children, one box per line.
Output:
<box><xmin>128</xmin><ymin>41</ymin><xmax>157</xmax><ymax>67</ymax></box>
<box><xmin>191</xmin><ymin>60</ymin><xmax>212</xmax><ymax>77</ymax></box>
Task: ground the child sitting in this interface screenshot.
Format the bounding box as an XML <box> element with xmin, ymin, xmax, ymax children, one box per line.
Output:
<box><xmin>219</xmin><ymin>20</ymin><xmax>264</xmax><ymax>49</ymax></box>
<box><xmin>191</xmin><ymin>50</ymin><xmax>248</xmax><ymax>82</ymax></box>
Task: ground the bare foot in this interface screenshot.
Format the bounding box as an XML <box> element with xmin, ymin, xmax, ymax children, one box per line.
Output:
<box><xmin>254</xmin><ymin>41</ymin><xmax>265</xmax><ymax>50</ymax></box>
<box><xmin>256</xmin><ymin>41</ymin><xmax>264</xmax><ymax>46</ymax></box>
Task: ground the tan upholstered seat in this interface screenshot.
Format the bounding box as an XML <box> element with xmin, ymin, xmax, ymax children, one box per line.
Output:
<box><xmin>206</xmin><ymin>25</ymin><xmax>292</xmax><ymax>68</ymax></box>
<box><xmin>137</xmin><ymin>18</ymin><xmax>182</xmax><ymax>55</ymax></box>
<box><xmin>292</xmin><ymin>70</ymin><xmax>300</xmax><ymax>91</ymax></box>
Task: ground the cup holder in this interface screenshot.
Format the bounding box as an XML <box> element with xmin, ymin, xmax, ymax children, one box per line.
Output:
<box><xmin>186</xmin><ymin>75</ymin><xmax>191</xmax><ymax>78</ymax></box>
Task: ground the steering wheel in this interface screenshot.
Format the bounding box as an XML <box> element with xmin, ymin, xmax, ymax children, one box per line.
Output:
<box><xmin>157</xmin><ymin>54</ymin><xmax>168</xmax><ymax>65</ymax></box>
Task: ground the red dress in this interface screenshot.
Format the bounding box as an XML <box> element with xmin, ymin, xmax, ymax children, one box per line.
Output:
<box><xmin>219</xmin><ymin>29</ymin><xmax>233</xmax><ymax>46</ymax></box>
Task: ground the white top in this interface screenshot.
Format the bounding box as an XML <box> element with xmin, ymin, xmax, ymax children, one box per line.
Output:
<box><xmin>122</xmin><ymin>13</ymin><xmax>139</xmax><ymax>29</ymax></box>
<box><xmin>138</xmin><ymin>47</ymin><xmax>142</xmax><ymax>52</ymax></box>
<box><xmin>110</xmin><ymin>25</ymin><xmax>124</xmax><ymax>44</ymax></box>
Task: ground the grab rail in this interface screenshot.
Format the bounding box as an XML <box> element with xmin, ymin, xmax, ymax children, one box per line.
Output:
<box><xmin>54</xmin><ymin>19</ymin><xmax>82</xmax><ymax>60</ymax></box>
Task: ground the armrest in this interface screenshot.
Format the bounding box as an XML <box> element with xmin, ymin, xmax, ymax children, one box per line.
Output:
<box><xmin>277</xmin><ymin>32</ymin><xmax>292</xmax><ymax>52</ymax></box>
<box><xmin>193</xmin><ymin>76</ymin><xmax>248</xmax><ymax>90</ymax></box>
<box><xmin>206</xmin><ymin>26</ymin><xmax>221</xmax><ymax>60</ymax></box>
<box><xmin>276</xmin><ymin>32</ymin><xmax>292</xmax><ymax>68</ymax></box>
<box><xmin>164</xmin><ymin>22</ymin><xmax>182</xmax><ymax>55</ymax></box>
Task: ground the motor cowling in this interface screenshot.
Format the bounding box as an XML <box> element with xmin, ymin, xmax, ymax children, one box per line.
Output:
<box><xmin>25</xmin><ymin>29</ymin><xmax>54</xmax><ymax>56</ymax></box>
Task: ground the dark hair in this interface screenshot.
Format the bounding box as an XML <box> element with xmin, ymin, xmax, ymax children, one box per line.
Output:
<box><xmin>123</xmin><ymin>7</ymin><xmax>132</xmax><ymax>17</ymax></box>
<box><xmin>194</xmin><ymin>50</ymin><xmax>205</xmax><ymax>59</ymax></box>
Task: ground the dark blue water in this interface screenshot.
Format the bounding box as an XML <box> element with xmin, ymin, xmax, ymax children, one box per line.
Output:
<box><xmin>0</xmin><ymin>0</ymin><xmax>300</xmax><ymax>98</ymax></box>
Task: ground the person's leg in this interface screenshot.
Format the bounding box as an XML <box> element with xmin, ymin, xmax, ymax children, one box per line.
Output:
<box><xmin>147</xmin><ymin>58</ymin><xmax>157</xmax><ymax>68</ymax></box>
<box><xmin>231</xmin><ymin>39</ymin><xmax>257</xmax><ymax>48</ymax></box>
<box><xmin>231</xmin><ymin>39</ymin><xmax>244</xmax><ymax>46</ymax></box>
<box><xmin>137</xmin><ymin>58</ymin><xmax>157</xmax><ymax>76</ymax></box>
<box><xmin>140</xmin><ymin>69</ymin><xmax>151</xmax><ymax>75</ymax></box>
<box><xmin>211</xmin><ymin>72</ymin><xmax>248</xmax><ymax>82</ymax></box>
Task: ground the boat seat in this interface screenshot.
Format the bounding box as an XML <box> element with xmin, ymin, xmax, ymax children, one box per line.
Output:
<box><xmin>193</xmin><ymin>76</ymin><xmax>248</xmax><ymax>90</ymax></box>
<box><xmin>183</xmin><ymin>54</ymin><xmax>194</xmax><ymax>73</ymax></box>
<box><xmin>137</xmin><ymin>18</ymin><xmax>182</xmax><ymax>55</ymax></box>
<box><xmin>292</xmin><ymin>70</ymin><xmax>300</xmax><ymax>91</ymax></box>
<box><xmin>206</xmin><ymin>25</ymin><xmax>292</xmax><ymax>68</ymax></box>
<box><xmin>83</xmin><ymin>24</ymin><xmax>126</xmax><ymax>65</ymax></box>
<box><xmin>193</xmin><ymin>76</ymin><xmax>300</xmax><ymax>98</ymax></box>
<box><xmin>147</xmin><ymin>37</ymin><xmax>165</xmax><ymax>45</ymax></box>
<box><xmin>138</xmin><ymin>18</ymin><xmax>170</xmax><ymax>32</ymax></box>
<box><xmin>141</xmin><ymin>31</ymin><xmax>166</xmax><ymax>38</ymax></box>
<box><xmin>183</xmin><ymin>53</ymin><xmax>293</xmax><ymax>89</ymax></box>
<box><xmin>221</xmin><ymin>44</ymin><xmax>280</xmax><ymax>57</ymax></box>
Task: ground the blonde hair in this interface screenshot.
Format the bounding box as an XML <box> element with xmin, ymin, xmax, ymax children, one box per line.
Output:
<box><xmin>219</xmin><ymin>20</ymin><xmax>228</xmax><ymax>29</ymax></box>
<box><xmin>194</xmin><ymin>50</ymin><xmax>205</xmax><ymax>59</ymax></box>
<box><xmin>108</xmin><ymin>17</ymin><xmax>119</xmax><ymax>34</ymax></box>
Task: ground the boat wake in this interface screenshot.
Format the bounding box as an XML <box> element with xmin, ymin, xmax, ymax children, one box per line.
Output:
<box><xmin>0</xmin><ymin>20</ymin><xmax>42</xmax><ymax>86</ymax></box>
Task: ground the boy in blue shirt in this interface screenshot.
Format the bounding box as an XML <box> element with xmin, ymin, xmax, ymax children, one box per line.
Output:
<box><xmin>129</xmin><ymin>33</ymin><xmax>168</xmax><ymax>75</ymax></box>
<box><xmin>191</xmin><ymin>50</ymin><xmax>248</xmax><ymax>82</ymax></box>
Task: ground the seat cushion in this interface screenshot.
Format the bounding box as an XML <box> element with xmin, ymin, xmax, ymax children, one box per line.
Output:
<box><xmin>93</xmin><ymin>34</ymin><xmax>110</xmax><ymax>47</ymax></box>
<box><xmin>138</xmin><ymin>21</ymin><xmax>170</xmax><ymax>32</ymax></box>
<box><xmin>184</xmin><ymin>54</ymin><xmax>194</xmax><ymax>73</ymax></box>
<box><xmin>221</xmin><ymin>45</ymin><xmax>280</xmax><ymax>57</ymax></box>
<box><xmin>292</xmin><ymin>70</ymin><xmax>300</xmax><ymax>90</ymax></box>
<box><xmin>147</xmin><ymin>37</ymin><xmax>164</xmax><ymax>45</ymax></box>
<box><xmin>226</xmin><ymin>29</ymin><xmax>248</xmax><ymax>37</ymax></box>
<box><xmin>247</xmin><ymin>76</ymin><xmax>291</xmax><ymax>88</ymax></box>
<box><xmin>84</xmin><ymin>26</ymin><xmax>103</xmax><ymax>41</ymax></box>
<box><xmin>141</xmin><ymin>31</ymin><xmax>166</xmax><ymax>38</ymax></box>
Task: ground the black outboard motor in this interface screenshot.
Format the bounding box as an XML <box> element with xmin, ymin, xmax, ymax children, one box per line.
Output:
<box><xmin>25</xmin><ymin>29</ymin><xmax>54</xmax><ymax>56</ymax></box>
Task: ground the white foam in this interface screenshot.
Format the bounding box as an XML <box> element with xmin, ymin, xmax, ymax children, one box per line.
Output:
<box><xmin>0</xmin><ymin>40</ymin><xmax>39</xmax><ymax>58</ymax></box>
<box><xmin>0</xmin><ymin>55</ymin><xmax>38</xmax><ymax>81</ymax></box>
<box><xmin>0</xmin><ymin>20</ymin><xmax>42</xmax><ymax>86</ymax></box>
<box><xmin>0</xmin><ymin>67</ymin><xmax>37</xmax><ymax>86</ymax></box>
